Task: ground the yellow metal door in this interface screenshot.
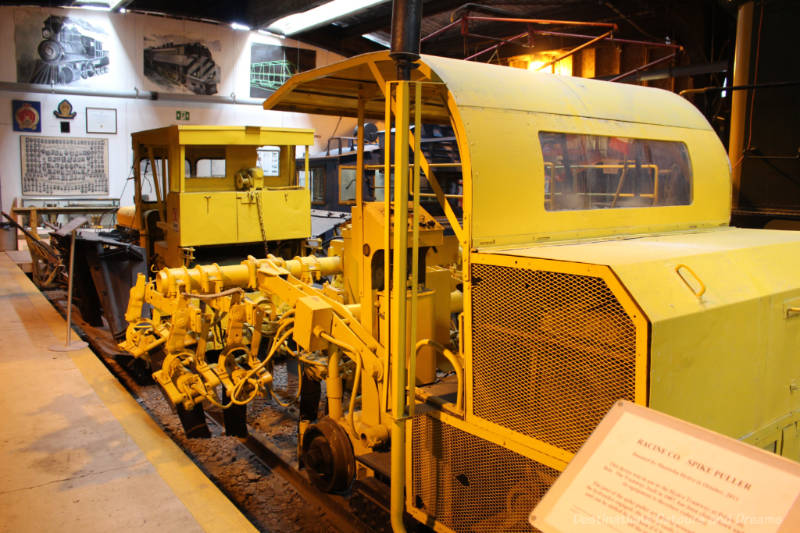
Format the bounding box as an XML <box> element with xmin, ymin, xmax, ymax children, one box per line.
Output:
<box><xmin>236</xmin><ymin>188</ymin><xmax>311</xmax><ymax>244</ymax></box>
<box><xmin>179</xmin><ymin>192</ymin><xmax>237</xmax><ymax>246</ymax></box>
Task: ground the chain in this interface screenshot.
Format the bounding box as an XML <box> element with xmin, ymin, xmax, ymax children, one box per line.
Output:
<box><xmin>253</xmin><ymin>189</ymin><xmax>269</xmax><ymax>258</ymax></box>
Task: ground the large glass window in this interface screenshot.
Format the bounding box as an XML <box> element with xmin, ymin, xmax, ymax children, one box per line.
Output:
<box><xmin>139</xmin><ymin>157</ymin><xmax>168</xmax><ymax>200</ymax></box>
<box><xmin>540</xmin><ymin>132</ymin><xmax>692</xmax><ymax>211</ymax></box>
<box><xmin>298</xmin><ymin>167</ymin><xmax>325</xmax><ymax>204</ymax></box>
<box><xmin>339</xmin><ymin>167</ymin><xmax>357</xmax><ymax>204</ymax></box>
<box><xmin>185</xmin><ymin>146</ymin><xmax>226</xmax><ymax>178</ymax></box>
<box><xmin>194</xmin><ymin>159</ymin><xmax>226</xmax><ymax>177</ymax></box>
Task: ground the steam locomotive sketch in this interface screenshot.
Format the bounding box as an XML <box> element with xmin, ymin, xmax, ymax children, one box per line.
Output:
<box><xmin>143</xmin><ymin>42</ymin><xmax>220</xmax><ymax>95</ymax></box>
<box><xmin>28</xmin><ymin>15</ymin><xmax>109</xmax><ymax>85</ymax></box>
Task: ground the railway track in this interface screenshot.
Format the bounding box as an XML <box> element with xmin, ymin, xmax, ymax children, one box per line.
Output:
<box><xmin>44</xmin><ymin>289</ymin><xmax>387</xmax><ymax>533</ymax></box>
<box><xmin>203</xmin><ymin>410</ymin><xmax>374</xmax><ymax>533</ymax></box>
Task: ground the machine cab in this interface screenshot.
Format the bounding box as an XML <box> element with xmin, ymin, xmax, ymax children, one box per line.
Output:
<box><xmin>129</xmin><ymin>125</ymin><xmax>315</xmax><ymax>267</ymax></box>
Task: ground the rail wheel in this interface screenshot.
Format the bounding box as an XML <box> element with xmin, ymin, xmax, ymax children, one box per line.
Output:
<box><xmin>301</xmin><ymin>416</ymin><xmax>355</xmax><ymax>492</ymax></box>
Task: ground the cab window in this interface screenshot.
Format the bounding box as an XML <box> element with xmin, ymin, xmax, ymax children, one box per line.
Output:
<box><xmin>540</xmin><ymin>132</ymin><xmax>692</xmax><ymax>211</ymax></box>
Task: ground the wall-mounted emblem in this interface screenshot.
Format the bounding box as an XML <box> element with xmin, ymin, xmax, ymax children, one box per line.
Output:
<box><xmin>12</xmin><ymin>100</ymin><xmax>41</xmax><ymax>132</ymax></box>
<box><xmin>53</xmin><ymin>99</ymin><xmax>76</xmax><ymax>119</ymax></box>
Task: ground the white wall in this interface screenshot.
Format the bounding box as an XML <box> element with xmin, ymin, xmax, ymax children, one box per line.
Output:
<box><xmin>0</xmin><ymin>6</ymin><xmax>356</xmax><ymax>212</ymax></box>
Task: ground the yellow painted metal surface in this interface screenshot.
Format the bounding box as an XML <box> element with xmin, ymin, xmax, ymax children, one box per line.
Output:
<box><xmin>131</xmin><ymin>125</ymin><xmax>315</xmax><ymax>266</ymax></box>
<box><xmin>461</xmin><ymin>109</ymin><xmax>729</xmax><ymax>247</ymax></box>
<box><xmin>235</xmin><ymin>188</ymin><xmax>311</xmax><ymax>244</ymax></box>
<box><xmin>494</xmin><ymin>227</ymin><xmax>800</xmax><ymax>454</ymax></box>
<box><xmin>178</xmin><ymin>192</ymin><xmax>237</xmax><ymax>246</ymax></box>
<box><xmin>264</xmin><ymin>51</ymin><xmax>731</xmax><ymax>251</ymax></box>
<box><xmin>406</xmin><ymin>408</ymin><xmax>568</xmax><ymax>532</ymax></box>
<box><xmin>262</xmin><ymin>51</ymin><xmax>767</xmax><ymax>532</ymax></box>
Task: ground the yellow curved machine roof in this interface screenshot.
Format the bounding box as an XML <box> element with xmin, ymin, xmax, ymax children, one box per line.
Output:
<box><xmin>423</xmin><ymin>54</ymin><xmax>711</xmax><ymax>129</ymax></box>
<box><xmin>265</xmin><ymin>50</ymin><xmax>708</xmax><ymax>130</ymax></box>
<box><xmin>265</xmin><ymin>51</ymin><xmax>731</xmax><ymax>249</ymax></box>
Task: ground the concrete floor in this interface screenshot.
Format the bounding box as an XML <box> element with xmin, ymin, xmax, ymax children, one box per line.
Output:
<box><xmin>0</xmin><ymin>252</ymin><xmax>257</xmax><ymax>532</ymax></box>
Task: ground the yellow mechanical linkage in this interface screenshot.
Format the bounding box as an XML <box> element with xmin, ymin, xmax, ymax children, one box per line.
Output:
<box><xmin>121</xmin><ymin>252</ymin><xmax>397</xmax><ymax>447</ymax></box>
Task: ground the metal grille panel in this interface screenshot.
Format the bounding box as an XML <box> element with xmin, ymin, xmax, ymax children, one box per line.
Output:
<box><xmin>412</xmin><ymin>415</ymin><xmax>558</xmax><ymax>532</ymax></box>
<box><xmin>471</xmin><ymin>262</ymin><xmax>637</xmax><ymax>454</ymax></box>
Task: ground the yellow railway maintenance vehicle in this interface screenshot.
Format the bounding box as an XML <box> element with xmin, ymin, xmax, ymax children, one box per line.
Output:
<box><xmin>118</xmin><ymin>125</ymin><xmax>315</xmax><ymax>268</ymax></box>
<box><xmin>121</xmin><ymin>48</ymin><xmax>800</xmax><ymax>533</ymax></box>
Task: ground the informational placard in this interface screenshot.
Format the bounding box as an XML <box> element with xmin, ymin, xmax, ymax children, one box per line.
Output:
<box><xmin>531</xmin><ymin>401</ymin><xmax>800</xmax><ymax>533</ymax></box>
<box><xmin>258</xmin><ymin>148</ymin><xmax>280</xmax><ymax>176</ymax></box>
<box><xmin>20</xmin><ymin>136</ymin><xmax>109</xmax><ymax>195</ymax></box>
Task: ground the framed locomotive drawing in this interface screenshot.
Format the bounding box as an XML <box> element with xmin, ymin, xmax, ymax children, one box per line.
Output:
<box><xmin>143</xmin><ymin>33</ymin><xmax>222</xmax><ymax>95</ymax></box>
<box><xmin>20</xmin><ymin>136</ymin><xmax>108</xmax><ymax>195</ymax></box>
<box><xmin>15</xmin><ymin>11</ymin><xmax>110</xmax><ymax>86</ymax></box>
<box><xmin>86</xmin><ymin>107</ymin><xmax>116</xmax><ymax>134</ymax></box>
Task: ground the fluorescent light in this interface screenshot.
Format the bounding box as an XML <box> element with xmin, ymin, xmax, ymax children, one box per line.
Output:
<box><xmin>75</xmin><ymin>5</ymin><xmax>112</xmax><ymax>11</ymax></box>
<box><xmin>362</xmin><ymin>32</ymin><xmax>390</xmax><ymax>47</ymax></box>
<box><xmin>231</xmin><ymin>22</ymin><xmax>251</xmax><ymax>31</ymax></box>
<box><xmin>257</xmin><ymin>29</ymin><xmax>284</xmax><ymax>39</ymax></box>
<box><xmin>268</xmin><ymin>0</ymin><xmax>389</xmax><ymax>36</ymax></box>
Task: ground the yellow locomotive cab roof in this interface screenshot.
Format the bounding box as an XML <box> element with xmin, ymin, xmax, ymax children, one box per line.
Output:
<box><xmin>265</xmin><ymin>51</ymin><xmax>731</xmax><ymax>249</ymax></box>
<box><xmin>131</xmin><ymin>125</ymin><xmax>315</xmax><ymax>147</ymax></box>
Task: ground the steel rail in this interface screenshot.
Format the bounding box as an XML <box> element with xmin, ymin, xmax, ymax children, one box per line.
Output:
<box><xmin>203</xmin><ymin>411</ymin><xmax>371</xmax><ymax>533</ymax></box>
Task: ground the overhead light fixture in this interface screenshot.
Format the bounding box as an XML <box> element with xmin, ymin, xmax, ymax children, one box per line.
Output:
<box><xmin>267</xmin><ymin>0</ymin><xmax>389</xmax><ymax>36</ymax></box>
<box><xmin>362</xmin><ymin>32</ymin><xmax>390</xmax><ymax>48</ymax></box>
<box><xmin>230</xmin><ymin>22</ymin><xmax>251</xmax><ymax>31</ymax></box>
<box><xmin>71</xmin><ymin>1</ymin><xmax>112</xmax><ymax>11</ymax></box>
<box><xmin>257</xmin><ymin>29</ymin><xmax>285</xmax><ymax>39</ymax></box>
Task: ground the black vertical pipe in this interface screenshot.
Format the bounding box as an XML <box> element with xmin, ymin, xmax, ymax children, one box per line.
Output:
<box><xmin>390</xmin><ymin>0</ymin><xmax>423</xmax><ymax>80</ymax></box>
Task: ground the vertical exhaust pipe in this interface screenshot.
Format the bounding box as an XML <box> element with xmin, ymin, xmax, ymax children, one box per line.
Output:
<box><xmin>388</xmin><ymin>2</ymin><xmax>423</xmax><ymax>531</ymax></box>
<box><xmin>390</xmin><ymin>0</ymin><xmax>423</xmax><ymax>80</ymax></box>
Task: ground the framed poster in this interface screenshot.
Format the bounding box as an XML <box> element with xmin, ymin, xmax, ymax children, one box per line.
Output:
<box><xmin>20</xmin><ymin>136</ymin><xmax>108</xmax><ymax>195</ymax></box>
<box><xmin>143</xmin><ymin>34</ymin><xmax>221</xmax><ymax>95</ymax></box>
<box><xmin>249</xmin><ymin>43</ymin><xmax>316</xmax><ymax>98</ymax></box>
<box><xmin>86</xmin><ymin>107</ymin><xmax>116</xmax><ymax>134</ymax></box>
<box><xmin>16</xmin><ymin>13</ymin><xmax>111</xmax><ymax>87</ymax></box>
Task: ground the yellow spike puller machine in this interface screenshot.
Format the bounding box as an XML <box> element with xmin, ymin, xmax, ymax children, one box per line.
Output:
<box><xmin>122</xmin><ymin>8</ymin><xmax>800</xmax><ymax>533</ymax></box>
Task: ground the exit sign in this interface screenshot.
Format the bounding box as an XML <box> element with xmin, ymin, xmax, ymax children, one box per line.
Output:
<box><xmin>176</xmin><ymin>110</ymin><xmax>190</xmax><ymax>121</ymax></box>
